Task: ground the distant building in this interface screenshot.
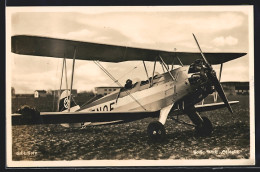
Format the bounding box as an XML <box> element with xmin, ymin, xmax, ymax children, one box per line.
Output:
<box><xmin>48</xmin><ymin>89</ymin><xmax>78</xmax><ymax>97</ymax></box>
<box><xmin>34</xmin><ymin>90</ymin><xmax>47</xmax><ymax>98</ymax></box>
<box><xmin>94</xmin><ymin>86</ymin><xmax>121</xmax><ymax>96</ymax></box>
<box><xmin>221</xmin><ymin>82</ymin><xmax>249</xmax><ymax>95</ymax></box>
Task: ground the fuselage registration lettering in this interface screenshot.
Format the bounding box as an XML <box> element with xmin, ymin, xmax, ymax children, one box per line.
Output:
<box><xmin>91</xmin><ymin>102</ymin><xmax>115</xmax><ymax>112</ymax></box>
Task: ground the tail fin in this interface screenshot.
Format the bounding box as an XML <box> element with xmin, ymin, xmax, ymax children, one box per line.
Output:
<box><xmin>58</xmin><ymin>90</ymin><xmax>80</xmax><ymax>112</ymax></box>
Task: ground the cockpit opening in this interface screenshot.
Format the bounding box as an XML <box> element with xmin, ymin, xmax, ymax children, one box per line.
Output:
<box><xmin>123</xmin><ymin>73</ymin><xmax>162</xmax><ymax>90</ymax></box>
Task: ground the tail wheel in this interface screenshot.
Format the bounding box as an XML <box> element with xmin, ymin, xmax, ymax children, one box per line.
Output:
<box><xmin>147</xmin><ymin>121</ymin><xmax>166</xmax><ymax>141</ymax></box>
<box><xmin>195</xmin><ymin>116</ymin><xmax>213</xmax><ymax>136</ymax></box>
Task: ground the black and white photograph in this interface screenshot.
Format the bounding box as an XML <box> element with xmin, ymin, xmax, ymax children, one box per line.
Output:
<box><xmin>6</xmin><ymin>6</ymin><xmax>254</xmax><ymax>166</ymax></box>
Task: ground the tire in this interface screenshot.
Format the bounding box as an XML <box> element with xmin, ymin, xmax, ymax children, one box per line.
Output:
<box><xmin>17</xmin><ymin>105</ymin><xmax>40</xmax><ymax>122</ymax></box>
<box><xmin>147</xmin><ymin>121</ymin><xmax>166</xmax><ymax>141</ymax></box>
<box><xmin>195</xmin><ymin>116</ymin><xmax>213</xmax><ymax>136</ymax></box>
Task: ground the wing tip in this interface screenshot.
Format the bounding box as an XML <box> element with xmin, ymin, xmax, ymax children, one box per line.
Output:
<box><xmin>241</xmin><ymin>52</ymin><xmax>247</xmax><ymax>56</ymax></box>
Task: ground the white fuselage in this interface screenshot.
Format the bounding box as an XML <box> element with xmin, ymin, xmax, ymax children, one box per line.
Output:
<box><xmin>62</xmin><ymin>67</ymin><xmax>192</xmax><ymax>128</ymax></box>
<box><xmin>83</xmin><ymin>67</ymin><xmax>190</xmax><ymax>112</ymax></box>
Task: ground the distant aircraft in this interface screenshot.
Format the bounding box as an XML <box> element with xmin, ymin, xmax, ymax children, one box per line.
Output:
<box><xmin>11</xmin><ymin>34</ymin><xmax>246</xmax><ymax>141</ymax></box>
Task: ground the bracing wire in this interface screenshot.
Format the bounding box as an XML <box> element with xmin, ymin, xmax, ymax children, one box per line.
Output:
<box><xmin>81</xmin><ymin>62</ymin><xmax>140</xmax><ymax>108</ymax></box>
<box><xmin>94</xmin><ymin>61</ymin><xmax>122</xmax><ymax>86</ymax></box>
<box><xmin>93</xmin><ymin>60</ymin><xmax>146</xmax><ymax>111</ymax></box>
<box><xmin>112</xmin><ymin>65</ymin><xmax>138</xmax><ymax>84</ymax></box>
<box><xmin>113</xmin><ymin>61</ymin><xmax>144</xmax><ymax>85</ymax></box>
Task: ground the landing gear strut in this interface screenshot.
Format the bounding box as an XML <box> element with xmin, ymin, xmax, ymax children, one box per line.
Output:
<box><xmin>147</xmin><ymin>121</ymin><xmax>166</xmax><ymax>141</ymax></box>
<box><xmin>16</xmin><ymin>105</ymin><xmax>41</xmax><ymax>122</ymax></box>
<box><xmin>195</xmin><ymin>116</ymin><xmax>213</xmax><ymax>136</ymax></box>
<box><xmin>184</xmin><ymin>106</ymin><xmax>213</xmax><ymax>136</ymax></box>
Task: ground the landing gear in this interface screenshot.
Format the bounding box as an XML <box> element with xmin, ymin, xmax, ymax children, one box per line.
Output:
<box><xmin>184</xmin><ymin>106</ymin><xmax>213</xmax><ymax>136</ymax></box>
<box><xmin>16</xmin><ymin>105</ymin><xmax>41</xmax><ymax>121</ymax></box>
<box><xmin>147</xmin><ymin>121</ymin><xmax>166</xmax><ymax>141</ymax></box>
<box><xmin>195</xmin><ymin>116</ymin><xmax>213</xmax><ymax>136</ymax></box>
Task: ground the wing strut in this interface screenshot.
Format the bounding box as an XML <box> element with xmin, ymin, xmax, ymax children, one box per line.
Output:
<box><xmin>57</xmin><ymin>56</ymin><xmax>69</xmax><ymax>111</ymax></box>
<box><xmin>64</xmin><ymin>57</ymin><xmax>69</xmax><ymax>103</ymax></box>
<box><xmin>142</xmin><ymin>61</ymin><xmax>151</xmax><ymax>86</ymax></box>
<box><xmin>171</xmin><ymin>58</ymin><xmax>174</xmax><ymax>70</ymax></box>
<box><xmin>151</xmin><ymin>56</ymin><xmax>157</xmax><ymax>87</ymax></box>
<box><xmin>57</xmin><ymin>57</ymin><xmax>65</xmax><ymax>111</ymax></box>
<box><xmin>171</xmin><ymin>48</ymin><xmax>176</xmax><ymax>70</ymax></box>
<box><xmin>214</xmin><ymin>63</ymin><xmax>223</xmax><ymax>102</ymax></box>
<box><xmin>68</xmin><ymin>47</ymin><xmax>77</xmax><ymax>112</ymax></box>
<box><xmin>159</xmin><ymin>55</ymin><xmax>176</xmax><ymax>81</ymax></box>
<box><xmin>177</xmin><ymin>56</ymin><xmax>184</xmax><ymax>67</ymax></box>
<box><xmin>160</xmin><ymin>61</ymin><xmax>165</xmax><ymax>73</ymax></box>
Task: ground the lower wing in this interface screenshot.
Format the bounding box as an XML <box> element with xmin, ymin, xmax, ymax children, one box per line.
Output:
<box><xmin>11</xmin><ymin>101</ymin><xmax>239</xmax><ymax>126</ymax></box>
<box><xmin>171</xmin><ymin>101</ymin><xmax>239</xmax><ymax>115</ymax></box>
<box><xmin>195</xmin><ymin>101</ymin><xmax>239</xmax><ymax>112</ymax></box>
<box><xmin>12</xmin><ymin>111</ymin><xmax>159</xmax><ymax>126</ymax></box>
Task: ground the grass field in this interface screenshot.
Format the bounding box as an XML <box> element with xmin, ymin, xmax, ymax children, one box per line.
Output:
<box><xmin>12</xmin><ymin>95</ymin><xmax>250</xmax><ymax>160</ymax></box>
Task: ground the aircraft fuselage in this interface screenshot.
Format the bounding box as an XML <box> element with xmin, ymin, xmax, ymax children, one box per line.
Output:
<box><xmin>62</xmin><ymin>66</ymin><xmax>211</xmax><ymax>128</ymax></box>
<box><xmin>80</xmin><ymin>67</ymin><xmax>192</xmax><ymax>113</ymax></box>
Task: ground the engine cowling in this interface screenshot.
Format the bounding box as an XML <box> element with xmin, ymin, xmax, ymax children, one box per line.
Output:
<box><xmin>188</xmin><ymin>59</ymin><xmax>215</xmax><ymax>95</ymax></box>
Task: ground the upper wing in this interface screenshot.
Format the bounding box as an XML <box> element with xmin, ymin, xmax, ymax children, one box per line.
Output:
<box><xmin>12</xmin><ymin>35</ymin><xmax>246</xmax><ymax>65</ymax></box>
<box><xmin>12</xmin><ymin>111</ymin><xmax>159</xmax><ymax>126</ymax></box>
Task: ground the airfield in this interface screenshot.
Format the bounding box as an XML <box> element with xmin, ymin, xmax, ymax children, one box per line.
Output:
<box><xmin>12</xmin><ymin>95</ymin><xmax>250</xmax><ymax>160</ymax></box>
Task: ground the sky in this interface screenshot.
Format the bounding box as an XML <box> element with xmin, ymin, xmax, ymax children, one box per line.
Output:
<box><xmin>8</xmin><ymin>6</ymin><xmax>252</xmax><ymax>94</ymax></box>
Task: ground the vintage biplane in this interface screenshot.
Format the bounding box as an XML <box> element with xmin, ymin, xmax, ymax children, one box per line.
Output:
<box><xmin>11</xmin><ymin>34</ymin><xmax>246</xmax><ymax>141</ymax></box>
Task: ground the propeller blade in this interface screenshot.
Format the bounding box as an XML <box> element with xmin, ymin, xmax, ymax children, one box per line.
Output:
<box><xmin>192</xmin><ymin>33</ymin><xmax>211</xmax><ymax>69</ymax></box>
<box><xmin>208</xmin><ymin>72</ymin><xmax>233</xmax><ymax>114</ymax></box>
<box><xmin>192</xmin><ymin>33</ymin><xmax>233</xmax><ymax>114</ymax></box>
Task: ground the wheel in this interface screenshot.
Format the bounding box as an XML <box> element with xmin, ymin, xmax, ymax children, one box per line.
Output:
<box><xmin>17</xmin><ymin>105</ymin><xmax>40</xmax><ymax>122</ymax></box>
<box><xmin>195</xmin><ymin>116</ymin><xmax>213</xmax><ymax>136</ymax></box>
<box><xmin>147</xmin><ymin>121</ymin><xmax>166</xmax><ymax>141</ymax></box>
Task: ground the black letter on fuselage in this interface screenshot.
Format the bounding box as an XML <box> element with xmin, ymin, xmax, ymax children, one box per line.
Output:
<box><xmin>110</xmin><ymin>102</ymin><xmax>115</xmax><ymax>111</ymax></box>
<box><xmin>103</xmin><ymin>105</ymin><xmax>108</xmax><ymax>111</ymax></box>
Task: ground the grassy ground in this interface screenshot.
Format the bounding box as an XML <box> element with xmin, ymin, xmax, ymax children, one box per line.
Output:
<box><xmin>12</xmin><ymin>95</ymin><xmax>250</xmax><ymax>160</ymax></box>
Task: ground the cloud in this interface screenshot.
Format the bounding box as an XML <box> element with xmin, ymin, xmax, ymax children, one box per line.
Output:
<box><xmin>11</xmin><ymin>11</ymin><xmax>247</xmax><ymax>51</ymax></box>
<box><xmin>12</xmin><ymin>70</ymin><xmax>61</xmax><ymax>93</ymax></box>
<box><xmin>212</xmin><ymin>36</ymin><xmax>238</xmax><ymax>47</ymax></box>
<box><xmin>177</xmin><ymin>13</ymin><xmax>244</xmax><ymax>32</ymax></box>
<box><xmin>66</xmin><ymin>29</ymin><xmax>95</xmax><ymax>39</ymax></box>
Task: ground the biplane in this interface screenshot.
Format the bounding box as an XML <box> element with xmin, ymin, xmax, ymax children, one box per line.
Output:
<box><xmin>11</xmin><ymin>34</ymin><xmax>246</xmax><ymax>141</ymax></box>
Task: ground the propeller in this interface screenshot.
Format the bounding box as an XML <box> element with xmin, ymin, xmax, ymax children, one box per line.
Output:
<box><xmin>192</xmin><ymin>33</ymin><xmax>233</xmax><ymax>114</ymax></box>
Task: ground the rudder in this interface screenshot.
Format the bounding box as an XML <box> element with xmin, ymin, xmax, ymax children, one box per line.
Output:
<box><xmin>58</xmin><ymin>90</ymin><xmax>80</xmax><ymax>112</ymax></box>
